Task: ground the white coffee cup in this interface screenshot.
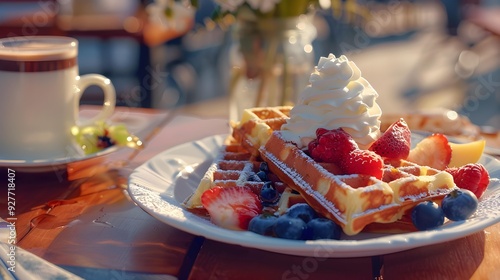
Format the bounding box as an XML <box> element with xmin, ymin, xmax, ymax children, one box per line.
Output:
<box><xmin>0</xmin><ymin>36</ymin><xmax>116</xmax><ymax>161</ymax></box>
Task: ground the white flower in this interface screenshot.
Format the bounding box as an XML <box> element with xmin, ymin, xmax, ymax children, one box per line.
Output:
<box><xmin>245</xmin><ymin>0</ymin><xmax>281</xmax><ymax>13</ymax></box>
<box><xmin>147</xmin><ymin>0</ymin><xmax>323</xmax><ymax>30</ymax></box>
<box><xmin>147</xmin><ymin>0</ymin><xmax>194</xmax><ymax>32</ymax></box>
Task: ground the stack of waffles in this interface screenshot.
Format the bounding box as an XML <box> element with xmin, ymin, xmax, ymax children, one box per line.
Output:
<box><xmin>186</xmin><ymin>107</ymin><xmax>457</xmax><ymax>235</ymax></box>
<box><xmin>183</xmin><ymin>136</ymin><xmax>287</xmax><ymax>210</ymax></box>
<box><xmin>183</xmin><ymin>107</ymin><xmax>293</xmax><ymax>211</ymax></box>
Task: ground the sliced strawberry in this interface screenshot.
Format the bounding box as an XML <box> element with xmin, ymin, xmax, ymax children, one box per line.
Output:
<box><xmin>308</xmin><ymin>128</ymin><xmax>358</xmax><ymax>164</ymax></box>
<box><xmin>446</xmin><ymin>163</ymin><xmax>490</xmax><ymax>198</ymax></box>
<box><xmin>369</xmin><ymin>118</ymin><xmax>411</xmax><ymax>159</ymax></box>
<box><xmin>340</xmin><ymin>149</ymin><xmax>384</xmax><ymax>179</ymax></box>
<box><xmin>407</xmin><ymin>134</ymin><xmax>452</xmax><ymax>170</ymax></box>
<box><xmin>201</xmin><ymin>186</ymin><xmax>262</xmax><ymax>230</ymax></box>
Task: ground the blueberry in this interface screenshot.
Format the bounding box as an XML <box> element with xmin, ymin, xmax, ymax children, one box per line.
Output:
<box><xmin>303</xmin><ymin>218</ymin><xmax>342</xmax><ymax>240</ymax></box>
<box><xmin>260</xmin><ymin>182</ymin><xmax>280</xmax><ymax>206</ymax></box>
<box><xmin>285</xmin><ymin>203</ymin><xmax>318</xmax><ymax>223</ymax></box>
<box><xmin>248</xmin><ymin>214</ymin><xmax>278</xmax><ymax>236</ymax></box>
<box><xmin>273</xmin><ymin>215</ymin><xmax>307</xmax><ymax>240</ymax></box>
<box><xmin>97</xmin><ymin>135</ymin><xmax>114</xmax><ymax>148</ymax></box>
<box><xmin>256</xmin><ymin>170</ymin><xmax>269</xmax><ymax>182</ymax></box>
<box><xmin>247</xmin><ymin>173</ymin><xmax>262</xmax><ymax>182</ymax></box>
<box><xmin>411</xmin><ymin>201</ymin><xmax>445</xmax><ymax>231</ymax></box>
<box><xmin>442</xmin><ymin>189</ymin><xmax>478</xmax><ymax>221</ymax></box>
<box><xmin>259</xmin><ymin>162</ymin><xmax>269</xmax><ymax>173</ymax></box>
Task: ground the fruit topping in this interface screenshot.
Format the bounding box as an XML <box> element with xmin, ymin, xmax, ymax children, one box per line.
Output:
<box><xmin>248</xmin><ymin>213</ymin><xmax>278</xmax><ymax>236</ymax></box>
<box><xmin>407</xmin><ymin>133</ymin><xmax>452</xmax><ymax>170</ymax></box>
<box><xmin>73</xmin><ymin>122</ymin><xmax>140</xmax><ymax>155</ymax></box>
<box><xmin>308</xmin><ymin>128</ymin><xmax>358</xmax><ymax>165</ymax></box>
<box><xmin>248</xmin><ymin>162</ymin><xmax>273</xmax><ymax>183</ymax></box>
<box><xmin>255</xmin><ymin>170</ymin><xmax>269</xmax><ymax>182</ymax></box>
<box><xmin>97</xmin><ymin>130</ymin><xmax>115</xmax><ymax>149</ymax></box>
<box><xmin>441</xmin><ymin>189</ymin><xmax>478</xmax><ymax>221</ymax></box>
<box><xmin>273</xmin><ymin>215</ymin><xmax>307</xmax><ymax>240</ymax></box>
<box><xmin>448</xmin><ymin>139</ymin><xmax>485</xmax><ymax>168</ymax></box>
<box><xmin>340</xmin><ymin>149</ymin><xmax>384</xmax><ymax>179</ymax></box>
<box><xmin>285</xmin><ymin>203</ymin><xmax>318</xmax><ymax>223</ymax></box>
<box><xmin>247</xmin><ymin>173</ymin><xmax>263</xmax><ymax>182</ymax></box>
<box><xmin>259</xmin><ymin>162</ymin><xmax>270</xmax><ymax>173</ymax></box>
<box><xmin>303</xmin><ymin>218</ymin><xmax>342</xmax><ymax>240</ymax></box>
<box><xmin>411</xmin><ymin>201</ymin><xmax>445</xmax><ymax>231</ymax></box>
<box><xmin>107</xmin><ymin>124</ymin><xmax>132</xmax><ymax>146</ymax></box>
<box><xmin>315</xmin><ymin>128</ymin><xmax>329</xmax><ymax>137</ymax></box>
<box><xmin>260</xmin><ymin>182</ymin><xmax>280</xmax><ymax>206</ymax></box>
<box><xmin>201</xmin><ymin>186</ymin><xmax>262</xmax><ymax>230</ymax></box>
<box><xmin>307</xmin><ymin>127</ymin><xmax>386</xmax><ymax>179</ymax></box>
<box><xmin>445</xmin><ymin>163</ymin><xmax>490</xmax><ymax>199</ymax></box>
<box><xmin>248</xmin><ymin>204</ymin><xmax>343</xmax><ymax>240</ymax></box>
<box><xmin>369</xmin><ymin>118</ymin><xmax>411</xmax><ymax>159</ymax></box>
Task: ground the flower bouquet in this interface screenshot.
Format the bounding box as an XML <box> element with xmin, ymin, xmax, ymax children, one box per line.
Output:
<box><xmin>148</xmin><ymin>0</ymin><xmax>344</xmax><ymax>120</ymax></box>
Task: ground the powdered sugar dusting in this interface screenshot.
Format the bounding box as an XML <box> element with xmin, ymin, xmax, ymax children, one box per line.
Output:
<box><xmin>261</xmin><ymin>149</ymin><xmax>347</xmax><ymax>224</ymax></box>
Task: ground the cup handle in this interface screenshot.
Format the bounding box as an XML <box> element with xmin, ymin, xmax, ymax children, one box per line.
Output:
<box><xmin>75</xmin><ymin>74</ymin><xmax>116</xmax><ymax>126</ymax></box>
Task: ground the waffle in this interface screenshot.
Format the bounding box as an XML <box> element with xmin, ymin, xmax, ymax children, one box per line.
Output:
<box><xmin>275</xmin><ymin>187</ymin><xmax>421</xmax><ymax>234</ymax></box>
<box><xmin>231</xmin><ymin>106</ymin><xmax>291</xmax><ymax>155</ymax></box>
<box><xmin>276</xmin><ymin>187</ymin><xmax>305</xmax><ymax>215</ymax></box>
<box><xmin>260</xmin><ymin>131</ymin><xmax>457</xmax><ymax>235</ymax></box>
<box><xmin>183</xmin><ymin>137</ymin><xmax>286</xmax><ymax>210</ymax></box>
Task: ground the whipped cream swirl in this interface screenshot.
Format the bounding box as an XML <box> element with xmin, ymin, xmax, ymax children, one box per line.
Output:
<box><xmin>281</xmin><ymin>54</ymin><xmax>382</xmax><ymax>149</ymax></box>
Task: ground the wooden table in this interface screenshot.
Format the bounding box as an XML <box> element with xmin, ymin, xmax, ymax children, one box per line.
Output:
<box><xmin>1</xmin><ymin>104</ymin><xmax>499</xmax><ymax>280</ymax></box>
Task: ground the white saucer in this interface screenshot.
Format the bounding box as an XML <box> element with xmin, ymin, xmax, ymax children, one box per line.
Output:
<box><xmin>0</xmin><ymin>145</ymin><xmax>119</xmax><ymax>173</ymax></box>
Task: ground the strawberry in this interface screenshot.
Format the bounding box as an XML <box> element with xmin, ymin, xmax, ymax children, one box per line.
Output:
<box><xmin>369</xmin><ymin>118</ymin><xmax>411</xmax><ymax>159</ymax></box>
<box><xmin>308</xmin><ymin>140</ymin><xmax>319</xmax><ymax>157</ymax></box>
<box><xmin>201</xmin><ymin>186</ymin><xmax>262</xmax><ymax>230</ymax></box>
<box><xmin>340</xmin><ymin>149</ymin><xmax>384</xmax><ymax>179</ymax></box>
<box><xmin>315</xmin><ymin>128</ymin><xmax>329</xmax><ymax>137</ymax></box>
<box><xmin>308</xmin><ymin>128</ymin><xmax>358</xmax><ymax>164</ymax></box>
<box><xmin>446</xmin><ymin>163</ymin><xmax>490</xmax><ymax>198</ymax></box>
<box><xmin>407</xmin><ymin>134</ymin><xmax>452</xmax><ymax>170</ymax></box>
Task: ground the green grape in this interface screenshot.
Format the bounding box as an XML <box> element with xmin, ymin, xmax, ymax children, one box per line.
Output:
<box><xmin>73</xmin><ymin>126</ymin><xmax>100</xmax><ymax>155</ymax></box>
<box><xmin>108</xmin><ymin>124</ymin><xmax>130</xmax><ymax>146</ymax></box>
<box><xmin>81</xmin><ymin>135</ymin><xmax>100</xmax><ymax>154</ymax></box>
<box><xmin>72</xmin><ymin>121</ymin><xmax>137</xmax><ymax>155</ymax></box>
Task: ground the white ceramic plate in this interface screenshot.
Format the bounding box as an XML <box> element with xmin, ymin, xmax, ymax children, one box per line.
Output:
<box><xmin>128</xmin><ymin>134</ymin><xmax>500</xmax><ymax>258</ymax></box>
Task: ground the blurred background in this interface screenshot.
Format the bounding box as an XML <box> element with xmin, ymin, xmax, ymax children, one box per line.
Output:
<box><xmin>0</xmin><ymin>0</ymin><xmax>499</xmax><ymax>129</ymax></box>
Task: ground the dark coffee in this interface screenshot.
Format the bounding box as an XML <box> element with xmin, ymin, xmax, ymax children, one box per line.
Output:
<box><xmin>0</xmin><ymin>58</ymin><xmax>77</xmax><ymax>72</ymax></box>
<box><xmin>0</xmin><ymin>36</ymin><xmax>77</xmax><ymax>72</ymax></box>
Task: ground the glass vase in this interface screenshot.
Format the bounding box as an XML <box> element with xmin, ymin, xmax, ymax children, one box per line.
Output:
<box><xmin>228</xmin><ymin>14</ymin><xmax>317</xmax><ymax>122</ymax></box>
